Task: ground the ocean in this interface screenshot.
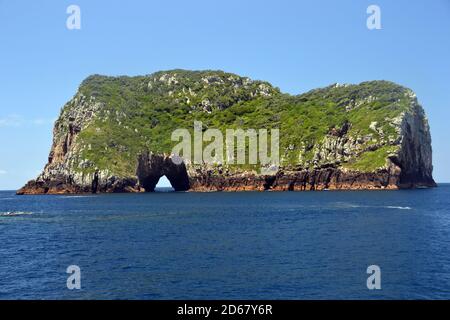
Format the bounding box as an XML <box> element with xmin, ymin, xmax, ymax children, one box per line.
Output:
<box><xmin>0</xmin><ymin>185</ymin><xmax>449</xmax><ymax>299</ymax></box>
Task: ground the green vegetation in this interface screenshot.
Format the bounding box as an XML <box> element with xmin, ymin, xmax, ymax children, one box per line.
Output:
<box><xmin>65</xmin><ymin>70</ymin><xmax>414</xmax><ymax>176</ymax></box>
<box><xmin>343</xmin><ymin>145</ymin><xmax>400</xmax><ymax>171</ymax></box>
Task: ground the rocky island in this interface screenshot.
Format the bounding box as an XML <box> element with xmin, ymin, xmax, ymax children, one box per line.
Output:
<box><xmin>18</xmin><ymin>70</ymin><xmax>436</xmax><ymax>194</ymax></box>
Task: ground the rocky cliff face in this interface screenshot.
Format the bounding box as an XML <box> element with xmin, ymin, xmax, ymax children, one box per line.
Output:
<box><xmin>17</xmin><ymin>70</ymin><xmax>436</xmax><ymax>194</ymax></box>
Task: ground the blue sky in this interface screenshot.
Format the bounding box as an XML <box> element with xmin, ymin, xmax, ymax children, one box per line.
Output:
<box><xmin>0</xmin><ymin>0</ymin><xmax>449</xmax><ymax>189</ymax></box>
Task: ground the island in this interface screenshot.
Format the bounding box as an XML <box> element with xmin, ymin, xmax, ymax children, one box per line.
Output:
<box><xmin>18</xmin><ymin>70</ymin><xmax>436</xmax><ymax>194</ymax></box>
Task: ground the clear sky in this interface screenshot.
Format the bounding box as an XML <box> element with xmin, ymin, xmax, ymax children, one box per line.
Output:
<box><xmin>0</xmin><ymin>0</ymin><xmax>449</xmax><ymax>190</ymax></box>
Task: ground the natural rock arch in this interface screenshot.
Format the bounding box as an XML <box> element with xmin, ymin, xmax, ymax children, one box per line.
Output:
<box><xmin>136</xmin><ymin>153</ymin><xmax>190</xmax><ymax>192</ymax></box>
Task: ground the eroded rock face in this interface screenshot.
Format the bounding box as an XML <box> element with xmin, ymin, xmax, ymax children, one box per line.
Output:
<box><xmin>17</xmin><ymin>93</ymin><xmax>140</xmax><ymax>195</ymax></box>
<box><xmin>185</xmin><ymin>163</ymin><xmax>402</xmax><ymax>191</ymax></box>
<box><xmin>395</xmin><ymin>103</ymin><xmax>435</xmax><ymax>188</ymax></box>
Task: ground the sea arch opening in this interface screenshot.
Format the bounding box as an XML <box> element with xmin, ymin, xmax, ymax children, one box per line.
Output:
<box><xmin>136</xmin><ymin>153</ymin><xmax>190</xmax><ymax>192</ymax></box>
<box><xmin>155</xmin><ymin>175</ymin><xmax>175</xmax><ymax>192</ymax></box>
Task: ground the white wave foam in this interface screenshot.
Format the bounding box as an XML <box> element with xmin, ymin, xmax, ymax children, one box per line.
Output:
<box><xmin>0</xmin><ymin>211</ymin><xmax>33</xmax><ymax>216</ymax></box>
<box><xmin>385</xmin><ymin>206</ymin><xmax>412</xmax><ymax>210</ymax></box>
<box><xmin>332</xmin><ymin>203</ymin><xmax>412</xmax><ymax>210</ymax></box>
<box><xmin>58</xmin><ymin>195</ymin><xmax>97</xmax><ymax>199</ymax></box>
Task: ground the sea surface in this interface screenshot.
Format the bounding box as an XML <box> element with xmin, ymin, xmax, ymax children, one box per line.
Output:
<box><xmin>0</xmin><ymin>185</ymin><xmax>449</xmax><ymax>299</ymax></box>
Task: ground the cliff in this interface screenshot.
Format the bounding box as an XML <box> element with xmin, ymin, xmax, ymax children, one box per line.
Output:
<box><xmin>17</xmin><ymin>70</ymin><xmax>436</xmax><ymax>194</ymax></box>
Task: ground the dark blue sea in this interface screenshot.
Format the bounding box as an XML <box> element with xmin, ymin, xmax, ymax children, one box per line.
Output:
<box><xmin>0</xmin><ymin>185</ymin><xmax>449</xmax><ymax>299</ymax></box>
